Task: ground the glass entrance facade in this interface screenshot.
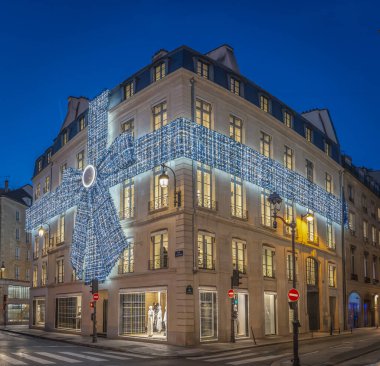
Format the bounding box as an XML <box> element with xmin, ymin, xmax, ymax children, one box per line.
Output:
<box><xmin>264</xmin><ymin>292</ymin><xmax>277</xmax><ymax>335</ymax></box>
<box><xmin>200</xmin><ymin>290</ymin><xmax>218</xmax><ymax>341</ymax></box>
<box><xmin>119</xmin><ymin>289</ymin><xmax>167</xmax><ymax>339</ymax></box>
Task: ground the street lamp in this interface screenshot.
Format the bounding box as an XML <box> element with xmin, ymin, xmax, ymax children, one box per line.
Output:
<box><xmin>0</xmin><ymin>262</ymin><xmax>5</xmax><ymax>279</ymax></box>
<box><xmin>268</xmin><ymin>192</ymin><xmax>314</xmax><ymax>366</ymax></box>
<box><xmin>158</xmin><ymin>164</ymin><xmax>181</xmax><ymax>207</ymax></box>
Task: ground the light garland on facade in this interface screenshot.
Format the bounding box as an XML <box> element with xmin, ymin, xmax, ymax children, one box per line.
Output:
<box><xmin>26</xmin><ymin>91</ymin><xmax>345</xmax><ymax>283</ymax></box>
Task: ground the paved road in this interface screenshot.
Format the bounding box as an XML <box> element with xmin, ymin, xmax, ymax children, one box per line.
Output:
<box><xmin>2</xmin><ymin>330</ymin><xmax>380</xmax><ymax>365</ymax></box>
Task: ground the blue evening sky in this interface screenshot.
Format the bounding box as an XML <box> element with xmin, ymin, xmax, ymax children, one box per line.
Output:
<box><xmin>0</xmin><ymin>0</ymin><xmax>379</xmax><ymax>188</ymax></box>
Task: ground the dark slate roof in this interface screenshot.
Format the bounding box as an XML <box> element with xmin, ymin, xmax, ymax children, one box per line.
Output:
<box><xmin>0</xmin><ymin>185</ymin><xmax>33</xmax><ymax>206</ymax></box>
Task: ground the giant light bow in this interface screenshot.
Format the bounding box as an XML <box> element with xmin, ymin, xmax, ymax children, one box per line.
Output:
<box><xmin>27</xmin><ymin>90</ymin><xmax>134</xmax><ymax>283</ymax></box>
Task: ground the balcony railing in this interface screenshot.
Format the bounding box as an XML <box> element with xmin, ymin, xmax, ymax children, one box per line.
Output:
<box><xmin>148</xmin><ymin>195</ymin><xmax>169</xmax><ymax>212</ymax></box>
<box><xmin>148</xmin><ymin>256</ymin><xmax>168</xmax><ymax>270</ymax></box>
<box><xmin>119</xmin><ymin>207</ymin><xmax>135</xmax><ymax>220</ymax></box>
<box><xmin>231</xmin><ymin>205</ymin><xmax>248</xmax><ymax>220</ymax></box>
<box><xmin>198</xmin><ymin>259</ymin><xmax>216</xmax><ymax>270</ymax></box>
<box><xmin>118</xmin><ymin>263</ymin><xmax>134</xmax><ymax>274</ymax></box>
<box><xmin>263</xmin><ymin>268</ymin><xmax>275</xmax><ymax>279</ymax></box>
<box><xmin>233</xmin><ymin>265</ymin><xmax>247</xmax><ymax>274</ymax></box>
<box><xmin>364</xmin><ymin>276</ymin><xmax>371</xmax><ymax>283</ymax></box>
<box><xmin>196</xmin><ymin>196</ymin><xmax>217</xmax><ymax>211</ymax></box>
<box><xmin>307</xmin><ymin>235</ymin><xmax>319</xmax><ymax>246</ymax></box>
<box><xmin>351</xmin><ymin>273</ymin><xmax>358</xmax><ymax>281</ymax></box>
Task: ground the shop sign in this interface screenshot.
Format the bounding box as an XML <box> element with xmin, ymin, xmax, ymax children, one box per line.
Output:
<box><xmin>186</xmin><ymin>285</ymin><xmax>193</xmax><ymax>295</ymax></box>
<box><xmin>175</xmin><ymin>250</ymin><xmax>184</xmax><ymax>257</ymax></box>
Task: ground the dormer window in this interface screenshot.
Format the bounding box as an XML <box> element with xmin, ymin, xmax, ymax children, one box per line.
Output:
<box><xmin>230</xmin><ymin>77</ymin><xmax>240</xmax><ymax>96</ymax></box>
<box><xmin>197</xmin><ymin>60</ymin><xmax>209</xmax><ymax>79</ymax></box>
<box><xmin>47</xmin><ymin>150</ymin><xmax>52</xmax><ymax>164</ymax></box>
<box><xmin>62</xmin><ymin>130</ymin><xmax>68</xmax><ymax>146</ymax></box>
<box><xmin>305</xmin><ymin>126</ymin><xmax>312</xmax><ymax>142</ymax></box>
<box><xmin>325</xmin><ymin>141</ymin><xmax>331</xmax><ymax>156</ymax></box>
<box><xmin>79</xmin><ymin>116</ymin><xmax>85</xmax><ymax>131</ymax></box>
<box><xmin>283</xmin><ymin>111</ymin><xmax>292</xmax><ymax>128</ymax></box>
<box><xmin>154</xmin><ymin>62</ymin><xmax>166</xmax><ymax>82</ymax></box>
<box><xmin>124</xmin><ymin>81</ymin><xmax>134</xmax><ymax>100</ymax></box>
<box><xmin>260</xmin><ymin>95</ymin><xmax>270</xmax><ymax>113</ymax></box>
<box><xmin>38</xmin><ymin>159</ymin><xmax>42</xmax><ymax>172</ymax></box>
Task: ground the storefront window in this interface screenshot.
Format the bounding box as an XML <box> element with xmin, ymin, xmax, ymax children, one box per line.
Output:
<box><xmin>200</xmin><ymin>290</ymin><xmax>218</xmax><ymax>341</ymax></box>
<box><xmin>120</xmin><ymin>289</ymin><xmax>167</xmax><ymax>339</ymax></box>
<box><xmin>33</xmin><ymin>298</ymin><xmax>45</xmax><ymax>326</ymax></box>
<box><xmin>234</xmin><ymin>292</ymin><xmax>249</xmax><ymax>338</ymax></box>
<box><xmin>8</xmin><ymin>304</ymin><xmax>29</xmax><ymax>323</ymax></box>
<box><xmin>55</xmin><ymin>296</ymin><xmax>81</xmax><ymax>330</ymax></box>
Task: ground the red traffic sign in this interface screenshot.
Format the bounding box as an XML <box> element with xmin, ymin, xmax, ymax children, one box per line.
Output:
<box><xmin>93</xmin><ymin>293</ymin><xmax>99</xmax><ymax>301</ymax></box>
<box><xmin>288</xmin><ymin>288</ymin><xmax>300</xmax><ymax>302</ymax></box>
<box><xmin>228</xmin><ymin>289</ymin><xmax>234</xmax><ymax>298</ymax></box>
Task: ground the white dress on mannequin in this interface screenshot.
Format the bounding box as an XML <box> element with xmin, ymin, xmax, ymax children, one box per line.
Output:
<box><xmin>156</xmin><ymin>305</ymin><xmax>163</xmax><ymax>332</ymax></box>
<box><xmin>147</xmin><ymin>306</ymin><xmax>154</xmax><ymax>336</ymax></box>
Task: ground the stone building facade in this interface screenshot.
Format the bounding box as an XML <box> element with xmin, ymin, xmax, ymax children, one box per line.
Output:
<box><xmin>29</xmin><ymin>45</ymin><xmax>344</xmax><ymax>345</ymax></box>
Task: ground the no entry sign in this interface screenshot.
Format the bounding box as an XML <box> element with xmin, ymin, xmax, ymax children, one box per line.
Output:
<box><xmin>288</xmin><ymin>288</ymin><xmax>299</xmax><ymax>302</ymax></box>
<box><xmin>93</xmin><ymin>293</ymin><xmax>99</xmax><ymax>301</ymax></box>
<box><xmin>228</xmin><ymin>289</ymin><xmax>234</xmax><ymax>298</ymax></box>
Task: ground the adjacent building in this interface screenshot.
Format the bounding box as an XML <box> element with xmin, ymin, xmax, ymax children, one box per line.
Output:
<box><xmin>342</xmin><ymin>155</ymin><xmax>380</xmax><ymax>329</ymax></box>
<box><xmin>29</xmin><ymin>45</ymin><xmax>345</xmax><ymax>345</ymax></box>
<box><xmin>0</xmin><ymin>181</ymin><xmax>32</xmax><ymax>324</ymax></box>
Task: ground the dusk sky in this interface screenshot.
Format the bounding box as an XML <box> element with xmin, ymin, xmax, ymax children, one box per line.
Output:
<box><xmin>0</xmin><ymin>0</ymin><xmax>379</xmax><ymax>188</ymax></box>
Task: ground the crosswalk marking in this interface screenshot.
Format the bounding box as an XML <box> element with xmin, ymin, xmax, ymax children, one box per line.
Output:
<box><xmin>105</xmin><ymin>351</ymin><xmax>152</xmax><ymax>359</ymax></box>
<box><xmin>188</xmin><ymin>350</ymin><xmax>246</xmax><ymax>360</ymax></box>
<box><xmin>60</xmin><ymin>352</ymin><xmax>107</xmax><ymax>362</ymax></box>
<box><xmin>0</xmin><ymin>354</ymin><xmax>27</xmax><ymax>365</ymax></box>
<box><xmin>207</xmin><ymin>352</ymin><xmax>259</xmax><ymax>362</ymax></box>
<box><xmin>228</xmin><ymin>354</ymin><xmax>290</xmax><ymax>365</ymax></box>
<box><xmin>36</xmin><ymin>352</ymin><xmax>81</xmax><ymax>363</ymax></box>
<box><xmin>83</xmin><ymin>351</ymin><xmax>130</xmax><ymax>360</ymax></box>
<box><xmin>12</xmin><ymin>352</ymin><xmax>55</xmax><ymax>365</ymax></box>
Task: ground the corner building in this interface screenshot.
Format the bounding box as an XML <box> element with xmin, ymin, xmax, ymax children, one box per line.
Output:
<box><xmin>30</xmin><ymin>45</ymin><xmax>344</xmax><ymax>345</ymax></box>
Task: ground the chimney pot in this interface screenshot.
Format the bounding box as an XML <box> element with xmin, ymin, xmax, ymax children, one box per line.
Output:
<box><xmin>4</xmin><ymin>179</ymin><xmax>9</xmax><ymax>192</ymax></box>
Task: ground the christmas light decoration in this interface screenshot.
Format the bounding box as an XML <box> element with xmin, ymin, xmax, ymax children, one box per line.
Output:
<box><xmin>27</xmin><ymin>92</ymin><xmax>345</xmax><ymax>283</ymax></box>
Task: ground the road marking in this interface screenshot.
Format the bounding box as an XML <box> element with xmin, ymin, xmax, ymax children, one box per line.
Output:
<box><xmin>302</xmin><ymin>350</ymin><xmax>319</xmax><ymax>355</ymax></box>
<box><xmin>207</xmin><ymin>352</ymin><xmax>259</xmax><ymax>362</ymax></box>
<box><xmin>83</xmin><ymin>352</ymin><xmax>130</xmax><ymax>360</ymax></box>
<box><xmin>105</xmin><ymin>351</ymin><xmax>152</xmax><ymax>359</ymax></box>
<box><xmin>36</xmin><ymin>352</ymin><xmax>82</xmax><ymax>363</ymax></box>
<box><xmin>228</xmin><ymin>353</ymin><xmax>291</xmax><ymax>365</ymax></box>
<box><xmin>60</xmin><ymin>352</ymin><xmax>107</xmax><ymax>361</ymax></box>
<box><xmin>13</xmin><ymin>352</ymin><xmax>55</xmax><ymax>364</ymax></box>
<box><xmin>0</xmin><ymin>354</ymin><xmax>27</xmax><ymax>365</ymax></box>
<box><xmin>188</xmin><ymin>350</ymin><xmax>246</xmax><ymax>360</ymax></box>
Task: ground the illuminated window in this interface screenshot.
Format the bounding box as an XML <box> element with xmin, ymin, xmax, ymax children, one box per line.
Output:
<box><xmin>229</xmin><ymin>115</ymin><xmax>242</xmax><ymax>142</ymax></box>
<box><xmin>260</xmin><ymin>95</ymin><xmax>269</xmax><ymax>112</ymax></box>
<box><xmin>77</xmin><ymin>151</ymin><xmax>84</xmax><ymax>171</ymax></box>
<box><xmin>62</xmin><ymin>130</ymin><xmax>68</xmax><ymax>146</ymax></box>
<box><xmin>305</xmin><ymin>127</ymin><xmax>312</xmax><ymax>142</ymax></box>
<box><xmin>363</xmin><ymin>220</ymin><xmax>368</xmax><ymax>240</ymax></box>
<box><xmin>232</xmin><ymin>239</ymin><xmax>246</xmax><ymax>273</ymax></box>
<box><xmin>349</xmin><ymin>212</ymin><xmax>356</xmax><ymax>232</ymax></box>
<box><xmin>124</xmin><ymin>81</ymin><xmax>134</xmax><ymax>99</ymax></box>
<box><xmin>33</xmin><ymin>236</ymin><xmax>39</xmax><ymax>259</ymax></box>
<box><xmin>119</xmin><ymin>240</ymin><xmax>134</xmax><ymax>274</ymax></box>
<box><xmin>328</xmin><ymin>264</ymin><xmax>336</xmax><ymax>287</ymax></box>
<box><xmin>58</xmin><ymin>214</ymin><xmax>65</xmax><ymax>243</ymax></box>
<box><xmin>60</xmin><ymin>163</ymin><xmax>67</xmax><ymax>184</ymax></box>
<box><xmin>44</xmin><ymin>176</ymin><xmax>50</xmax><ymax>193</ymax></box>
<box><xmin>35</xmin><ymin>183</ymin><xmax>41</xmax><ymax>199</ymax></box>
<box><xmin>325</xmin><ymin>173</ymin><xmax>332</xmax><ymax>193</ymax></box>
<box><xmin>150</xmin><ymin>231</ymin><xmax>168</xmax><ymax>269</ymax></box>
<box><xmin>196</xmin><ymin>99</ymin><xmax>211</xmax><ymax>128</ymax></box>
<box><xmin>307</xmin><ymin>212</ymin><xmax>316</xmax><ymax>242</ymax></box>
<box><xmin>121</xmin><ymin>178</ymin><xmax>134</xmax><ymax>219</ymax></box>
<box><xmin>260</xmin><ymin>132</ymin><xmax>271</xmax><ymax>158</ymax></box>
<box><xmin>230</xmin><ymin>77</ymin><xmax>240</xmax><ymax>95</ymax></box>
<box><xmin>306</xmin><ymin>257</ymin><xmax>317</xmax><ymax>286</ymax></box>
<box><xmin>286</xmin><ymin>252</ymin><xmax>298</xmax><ymax>281</ymax></box>
<box><xmin>152</xmin><ymin>101</ymin><xmax>167</xmax><ymax>131</ymax></box>
<box><xmin>327</xmin><ymin>221</ymin><xmax>335</xmax><ymax>249</ymax></box>
<box><xmin>121</xmin><ymin>118</ymin><xmax>134</xmax><ymax>136</ymax></box>
<box><xmin>372</xmin><ymin>226</ymin><xmax>377</xmax><ymax>245</ymax></box>
<box><xmin>47</xmin><ymin>151</ymin><xmax>52</xmax><ymax>164</ymax></box>
<box><xmin>231</xmin><ymin>176</ymin><xmax>244</xmax><ymax>218</ymax></box>
<box><xmin>79</xmin><ymin>116</ymin><xmax>85</xmax><ymax>131</ymax></box>
<box><xmin>198</xmin><ymin>233</ymin><xmax>215</xmax><ymax>270</ymax></box>
<box><xmin>261</xmin><ymin>189</ymin><xmax>273</xmax><ymax>227</ymax></box>
<box><xmin>197</xmin><ymin>60</ymin><xmax>209</xmax><ymax>79</ymax></box>
<box><xmin>56</xmin><ymin>258</ymin><xmax>64</xmax><ymax>283</ymax></box>
<box><xmin>325</xmin><ymin>141</ymin><xmax>331</xmax><ymax>156</ymax></box>
<box><xmin>284</xmin><ymin>111</ymin><xmax>292</xmax><ymax>127</ymax></box>
<box><xmin>33</xmin><ymin>266</ymin><xmax>38</xmax><ymax>287</ymax></box>
<box><xmin>284</xmin><ymin>146</ymin><xmax>293</xmax><ymax>170</ymax></box>
<box><xmin>262</xmin><ymin>246</ymin><xmax>275</xmax><ymax>278</ymax></box>
<box><xmin>284</xmin><ymin>202</ymin><xmax>294</xmax><ymax>235</ymax></box>
<box><xmin>197</xmin><ymin>163</ymin><xmax>213</xmax><ymax>209</ymax></box>
<box><xmin>306</xmin><ymin>159</ymin><xmax>314</xmax><ymax>182</ymax></box>
<box><xmin>154</xmin><ymin>63</ymin><xmax>166</xmax><ymax>81</ymax></box>
<box><xmin>41</xmin><ymin>262</ymin><xmax>47</xmax><ymax>286</ymax></box>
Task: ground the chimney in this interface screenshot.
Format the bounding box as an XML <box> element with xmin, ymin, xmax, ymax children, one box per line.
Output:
<box><xmin>152</xmin><ymin>49</ymin><xmax>168</xmax><ymax>62</ymax></box>
<box><xmin>4</xmin><ymin>179</ymin><xmax>9</xmax><ymax>192</ymax></box>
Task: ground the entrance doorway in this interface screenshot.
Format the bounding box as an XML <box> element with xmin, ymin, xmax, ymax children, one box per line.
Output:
<box><xmin>306</xmin><ymin>257</ymin><xmax>320</xmax><ymax>331</ymax></box>
<box><xmin>96</xmin><ymin>291</ymin><xmax>108</xmax><ymax>336</ymax></box>
<box><xmin>364</xmin><ymin>300</ymin><xmax>371</xmax><ymax>327</ymax></box>
<box><xmin>234</xmin><ymin>292</ymin><xmax>249</xmax><ymax>338</ymax></box>
<box><xmin>264</xmin><ymin>292</ymin><xmax>277</xmax><ymax>335</ymax></box>
<box><xmin>348</xmin><ymin>292</ymin><xmax>361</xmax><ymax>328</ymax></box>
<box><xmin>329</xmin><ymin>296</ymin><xmax>337</xmax><ymax>330</ymax></box>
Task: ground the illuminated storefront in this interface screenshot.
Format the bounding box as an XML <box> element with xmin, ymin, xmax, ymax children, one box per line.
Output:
<box><xmin>55</xmin><ymin>295</ymin><xmax>82</xmax><ymax>331</ymax></box>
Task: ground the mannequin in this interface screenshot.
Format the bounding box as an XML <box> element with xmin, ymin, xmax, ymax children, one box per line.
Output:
<box><xmin>147</xmin><ymin>306</ymin><xmax>154</xmax><ymax>336</ymax></box>
<box><xmin>156</xmin><ymin>305</ymin><xmax>163</xmax><ymax>332</ymax></box>
<box><xmin>163</xmin><ymin>306</ymin><xmax>167</xmax><ymax>331</ymax></box>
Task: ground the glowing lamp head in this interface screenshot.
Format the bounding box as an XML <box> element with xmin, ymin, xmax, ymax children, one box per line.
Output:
<box><xmin>1</xmin><ymin>262</ymin><xmax>5</xmax><ymax>272</ymax></box>
<box><xmin>305</xmin><ymin>212</ymin><xmax>314</xmax><ymax>222</ymax></box>
<box><xmin>38</xmin><ymin>226</ymin><xmax>45</xmax><ymax>238</ymax></box>
<box><xmin>159</xmin><ymin>171</ymin><xmax>169</xmax><ymax>188</ymax></box>
<box><xmin>82</xmin><ymin>164</ymin><xmax>97</xmax><ymax>188</ymax></box>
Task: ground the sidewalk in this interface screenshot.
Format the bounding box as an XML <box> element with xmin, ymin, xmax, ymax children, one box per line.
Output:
<box><xmin>0</xmin><ymin>325</ymin><xmax>374</xmax><ymax>358</ymax></box>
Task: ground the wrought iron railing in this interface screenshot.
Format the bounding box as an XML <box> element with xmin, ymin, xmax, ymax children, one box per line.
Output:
<box><xmin>198</xmin><ymin>259</ymin><xmax>216</xmax><ymax>270</ymax></box>
<box><xmin>231</xmin><ymin>205</ymin><xmax>248</xmax><ymax>220</ymax></box>
<box><xmin>196</xmin><ymin>195</ymin><xmax>217</xmax><ymax>210</ymax></box>
<box><xmin>148</xmin><ymin>256</ymin><xmax>168</xmax><ymax>270</ymax></box>
<box><xmin>118</xmin><ymin>263</ymin><xmax>134</xmax><ymax>274</ymax></box>
<box><xmin>119</xmin><ymin>207</ymin><xmax>135</xmax><ymax>220</ymax></box>
<box><xmin>148</xmin><ymin>194</ymin><xmax>169</xmax><ymax>212</ymax></box>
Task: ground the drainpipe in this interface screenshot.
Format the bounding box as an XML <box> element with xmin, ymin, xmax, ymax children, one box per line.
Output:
<box><xmin>340</xmin><ymin>169</ymin><xmax>347</xmax><ymax>330</ymax></box>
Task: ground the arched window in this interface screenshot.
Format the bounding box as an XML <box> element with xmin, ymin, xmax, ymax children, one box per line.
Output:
<box><xmin>306</xmin><ymin>257</ymin><xmax>318</xmax><ymax>286</ymax></box>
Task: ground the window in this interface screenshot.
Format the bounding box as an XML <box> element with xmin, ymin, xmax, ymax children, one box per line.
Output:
<box><xmin>16</xmin><ymin>228</ymin><xmax>20</xmax><ymax>241</ymax></box>
<box><xmin>8</xmin><ymin>286</ymin><xmax>29</xmax><ymax>299</ymax></box>
<box><xmin>261</xmin><ymin>189</ymin><xmax>273</xmax><ymax>227</ymax></box>
<box><xmin>26</xmin><ymin>269</ymin><xmax>30</xmax><ymax>281</ymax></box>
<box><xmin>349</xmin><ymin>212</ymin><xmax>356</xmax><ymax>233</ymax></box>
<box><xmin>44</xmin><ymin>176</ymin><xmax>50</xmax><ymax>193</ymax></box>
<box><xmin>364</xmin><ymin>253</ymin><xmax>369</xmax><ymax>278</ymax></box>
<box><xmin>33</xmin><ymin>266</ymin><xmax>38</xmax><ymax>287</ymax></box>
<box><xmin>26</xmin><ymin>249</ymin><xmax>30</xmax><ymax>261</ymax></box>
<box><xmin>151</xmin><ymin>167</ymin><xmax>168</xmax><ymax>210</ymax></box>
<box><xmin>33</xmin><ymin>236</ymin><xmax>39</xmax><ymax>259</ymax></box>
<box><xmin>62</xmin><ymin>130</ymin><xmax>68</xmax><ymax>146</ymax></box>
<box><xmin>307</xmin><ymin>213</ymin><xmax>316</xmax><ymax>243</ymax></box>
<box><xmin>42</xmin><ymin>233</ymin><xmax>48</xmax><ymax>255</ymax></box>
<box><xmin>56</xmin><ymin>296</ymin><xmax>81</xmax><ymax>330</ymax></box>
<box><xmin>121</xmin><ymin>178</ymin><xmax>134</xmax><ymax>219</ymax></box>
<box><xmin>232</xmin><ymin>239</ymin><xmax>246</xmax><ymax>273</ymax></box>
<box><xmin>306</xmin><ymin>159</ymin><xmax>314</xmax><ymax>182</ymax></box>
<box><xmin>231</xmin><ymin>176</ymin><xmax>245</xmax><ymax>219</ymax></box>
<box><xmin>152</xmin><ymin>101</ymin><xmax>167</xmax><ymax>131</ymax></box>
<box><xmin>16</xmin><ymin>211</ymin><xmax>20</xmax><ymax>221</ymax></box>
<box><xmin>35</xmin><ymin>183</ymin><xmax>41</xmax><ymax>199</ymax></box>
<box><xmin>229</xmin><ymin>115</ymin><xmax>242</xmax><ymax>142</ymax></box>
<box><xmin>58</xmin><ymin>214</ymin><xmax>65</xmax><ymax>243</ymax></box>
<box><xmin>284</xmin><ymin>111</ymin><xmax>292</xmax><ymax>127</ymax></box>
<box><xmin>230</xmin><ymin>77</ymin><xmax>240</xmax><ymax>95</ymax></box>
<box><xmin>79</xmin><ymin>116</ymin><xmax>85</xmax><ymax>131</ymax></box>
<box><xmin>284</xmin><ymin>146</ymin><xmax>293</xmax><ymax>170</ymax></box>
<box><xmin>14</xmin><ymin>266</ymin><xmax>20</xmax><ymax>280</ymax></box>
<box><xmin>47</xmin><ymin>150</ymin><xmax>52</xmax><ymax>163</ymax></box>
<box><xmin>325</xmin><ymin>173</ymin><xmax>332</xmax><ymax>193</ymax></box>
<box><xmin>77</xmin><ymin>151</ymin><xmax>84</xmax><ymax>170</ymax></box>
<box><xmin>325</xmin><ymin>141</ymin><xmax>331</xmax><ymax>156</ymax></box>
<box><xmin>305</xmin><ymin>127</ymin><xmax>312</xmax><ymax>142</ymax></box>
<box><xmin>150</xmin><ymin>231</ymin><xmax>168</xmax><ymax>269</ymax></box>
<box><xmin>348</xmin><ymin>185</ymin><xmax>354</xmax><ymax>202</ymax></box>
<box><xmin>262</xmin><ymin>246</ymin><xmax>275</xmax><ymax>278</ymax></box>
<box><xmin>154</xmin><ymin>62</ymin><xmax>166</xmax><ymax>81</ymax></box>
<box><xmin>363</xmin><ymin>220</ymin><xmax>368</xmax><ymax>240</ymax></box>
<box><xmin>41</xmin><ymin>262</ymin><xmax>47</xmax><ymax>286</ymax></box>
<box><xmin>60</xmin><ymin>163</ymin><xmax>67</xmax><ymax>183</ymax></box>
<box><xmin>260</xmin><ymin>95</ymin><xmax>269</xmax><ymax>112</ymax></box>
<box><xmin>328</xmin><ymin>264</ymin><xmax>336</xmax><ymax>287</ymax></box>
<box><xmin>306</xmin><ymin>257</ymin><xmax>318</xmax><ymax>286</ymax></box>
<box><xmin>124</xmin><ymin>81</ymin><xmax>134</xmax><ymax>99</ymax></box>
<box><xmin>15</xmin><ymin>247</ymin><xmax>20</xmax><ymax>260</ymax></box>
<box><xmin>56</xmin><ymin>258</ymin><xmax>64</xmax><ymax>283</ymax></box>
<box><xmin>286</xmin><ymin>252</ymin><xmax>297</xmax><ymax>281</ymax></box>
<box><xmin>197</xmin><ymin>60</ymin><xmax>209</xmax><ymax>79</ymax></box>
<box><xmin>350</xmin><ymin>246</ymin><xmax>356</xmax><ymax>274</ymax></box>
<box><xmin>197</xmin><ymin>163</ymin><xmax>213</xmax><ymax>209</ymax></box>
<box><xmin>284</xmin><ymin>202</ymin><xmax>294</xmax><ymax>235</ymax></box>
<box><xmin>119</xmin><ymin>240</ymin><xmax>134</xmax><ymax>274</ymax></box>
<box><xmin>372</xmin><ymin>226</ymin><xmax>377</xmax><ymax>245</ymax></box>
<box><xmin>200</xmin><ymin>290</ymin><xmax>218</xmax><ymax>341</ymax></box>
<box><xmin>196</xmin><ymin>99</ymin><xmax>211</xmax><ymax>128</ymax></box>
<box><xmin>373</xmin><ymin>256</ymin><xmax>377</xmax><ymax>279</ymax></box>
<box><xmin>38</xmin><ymin>159</ymin><xmax>42</xmax><ymax>172</ymax></box>
<box><xmin>198</xmin><ymin>233</ymin><xmax>215</xmax><ymax>270</ymax></box>
<box><xmin>121</xmin><ymin>118</ymin><xmax>134</xmax><ymax>136</ymax></box>
<box><xmin>327</xmin><ymin>221</ymin><xmax>335</xmax><ymax>250</ymax></box>
<box><xmin>362</xmin><ymin>194</ymin><xmax>367</xmax><ymax>213</ymax></box>
<box><xmin>378</xmin><ymin>207</ymin><xmax>380</xmax><ymax>221</ymax></box>
<box><xmin>260</xmin><ymin>132</ymin><xmax>271</xmax><ymax>158</ymax></box>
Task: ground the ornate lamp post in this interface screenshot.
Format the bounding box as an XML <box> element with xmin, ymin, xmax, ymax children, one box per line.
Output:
<box><xmin>159</xmin><ymin>163</ymin><xmax>181</xmax><ymax>207</ymax></box>
<box><xmin>267</xmin><ymin>192</ymin><xmax>313</xmax><ymax>366</ymax></box>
